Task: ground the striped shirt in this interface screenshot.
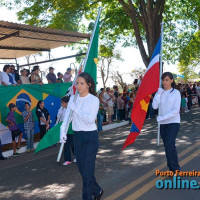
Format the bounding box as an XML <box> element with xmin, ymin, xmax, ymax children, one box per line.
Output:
<box><xmin>22</xmin><ymin>111</ymin><xmax>34</xmax><ymax>129</ymax></box>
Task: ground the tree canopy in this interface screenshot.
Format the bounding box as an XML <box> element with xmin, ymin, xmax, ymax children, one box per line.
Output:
<box><xmin>2</xmin><ymin>0</ymin><xmax>200</xmax><ymax>68</ymax></box>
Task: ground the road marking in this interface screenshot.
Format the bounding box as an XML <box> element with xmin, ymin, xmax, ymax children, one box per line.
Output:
<box><xmin>124</xmin><ymin>148</ymin><xmax>200</xmax><ymax>200</ymax></box>
<box><xmin>105</xmin><ymin>142</ymin><xmax>200</xmax><ymax>200</ymax></box>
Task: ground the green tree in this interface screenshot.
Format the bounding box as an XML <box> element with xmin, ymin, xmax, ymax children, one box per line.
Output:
<box><xmin>98</xmin><ymin>45</ymin><xmax>123</xmax><ymax>88</ymax></box>
<box><xmin>3</xmin><ymin>0</ymin><xmax>200</xmax><ymax>68</ymax></box>
<box><xmin>179</xmin><ymin>31</ymin><xmax>200</xmax><ymax>68</ymax></box>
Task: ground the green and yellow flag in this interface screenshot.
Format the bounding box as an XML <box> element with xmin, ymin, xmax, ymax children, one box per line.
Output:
<box><xmin>35</xmin><ymin>14</ymin><xmax>100</xmax><ymax>153</ymax></box>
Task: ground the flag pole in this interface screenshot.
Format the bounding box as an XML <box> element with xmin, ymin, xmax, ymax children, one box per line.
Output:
<box><xmin>82</xmin><ymin>7</ymin><xmax>102</xmax><ymax>72</ymax></box>
<box><xmin>56</xmin><ymin>7</ymin><xmax>102</xmax><ymax>162</ymax></box>
<box><xmin>157</xmin><ymin>21</ymin><xmax>164</xmax><ymax>147</ymax></box>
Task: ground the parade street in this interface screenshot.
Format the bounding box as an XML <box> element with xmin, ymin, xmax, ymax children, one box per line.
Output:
<box><xmin>0</xmin><ymin>107</ymin><xmax>200</xmax><ymax>200</ymax></box>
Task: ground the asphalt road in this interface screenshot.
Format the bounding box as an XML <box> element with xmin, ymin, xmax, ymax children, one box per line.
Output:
<box><xmin>0</xmin><ymin>106</ymin><xmax>200</xmax><ymax>200</ymax></box>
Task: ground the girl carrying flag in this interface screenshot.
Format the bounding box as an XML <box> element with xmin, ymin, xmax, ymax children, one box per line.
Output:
<box><xmin>152</xmin><ymin>72</ymin><xmax>181</xmax><ymax>174</ymax></box>
<box><xmin>60</xmin><ymin>72</ymin><xmax>103</xmax><ymax>200</ymax></box>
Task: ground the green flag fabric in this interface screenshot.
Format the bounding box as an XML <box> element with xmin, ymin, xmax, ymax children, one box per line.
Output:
<box><xmin>84</xmin><ymin>19</ymin><xmax>99</xmax><ymax>85</ymax></box>
<box><xmin>35</xmin><ymin>122</ymin><xmax>73</xmax><ymax>153</ymax></box>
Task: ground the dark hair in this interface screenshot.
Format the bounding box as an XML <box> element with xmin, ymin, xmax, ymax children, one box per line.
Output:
<box><xmin>106</xmin><ymin>87</ymin><xmax>110</xmax><ymax>92</ymax></box>
<box><xmin>133</xmin><ymin>79</ymin><xmax>138</xmax><ymax>84</ymax></box>
<box><xmin>10</xmin><ymin>65</ymin><xmax>15</xmax><ymax>69</ymax></box>
<box><xmin>113</xmin><ymin>85</ymin><xmax>118</xmax><ymax>91</ymax></box>
<box><xmin>33</xmin><ymin>66</ymin><xmax>39</xmax><ymax>71</ymax></box>
<box><xmin>49</xmin><ymin>67</ymin><xmax>54</xmax><ymax>71</ymax></box>
<box><xmin>36</xmin><ymin>100</ymin><xmax>44</xmax><ymax>110</ymax></box>
<box><xmin>9</xmin><ymin>103</ymin><xmax>16</xmax><ymax>110</ymax></box>
<box><xmin>3</xmin><ymin>64</ymin><xmax>10</xmax><ymax>72</ymax></box>
<box><xmin>78</xmin><ymin>72</ymin><xmax>96</xmax><ymax>95</ymax></box>
<box><xmin>61</xmin><ymin>96</ymin><xmax>70</xmax><ymax>103</ymax></box>
<box><xmin>181</xmin><ymin>92</ymin><xmax>186</xmax><ymax>98</ymax></box>
<box><xmin>25</xmin><ymin>102</ymin><xmax>30</xmax><ymax>106</ymax></box>
<box><xmin>161</xmin><ymin>72</ymin><xmax>176</xmax><ymax>92</ymax></box>
<box><xmin>26</xmin><ymin>69</ymin><xmax>30</xmax><ymax>77</ymax></box>
<box><xmin>123</xmin><ymin>93</ymin><xmax>127</xmax><ymax>97</ymax></box>
<box><xmin>57</xmin><ymin>72</ymin><xmax>61</xmax><ymax>77</ymax></box>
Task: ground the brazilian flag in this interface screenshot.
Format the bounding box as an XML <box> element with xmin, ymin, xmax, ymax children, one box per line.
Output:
<box><xmin>0</xmin><ymin>83</ymin><xmax>71</xmax><ymax>135</ymax></box>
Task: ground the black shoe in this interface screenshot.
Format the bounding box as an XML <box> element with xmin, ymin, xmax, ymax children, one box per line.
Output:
<box><xmin>13</xmin><ymin>152</ymin><xmax>20</xmax><ymax>156</ymax></box>
<box><xmin>0</xmin><ymin>156</ymin><xmax>7</xmax><ymax>160</ymax></box>
<box><xmin>94</xmin><ymin>189</ymin><xmax>103</xmax><ymax>200</ymax></box>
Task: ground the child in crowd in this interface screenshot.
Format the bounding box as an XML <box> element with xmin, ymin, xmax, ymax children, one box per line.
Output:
<box><xmin>181</xmin><ymin>93</ymin><xmax>187</xmax><ymax>114</ymax></box>
<box><xmin>22</xmin><ymin>103</ymin><xmax>34</xmax><ymax>152</ymax></box>
<box><xmin>6</xmin><ymin>103</ymin><xmax>23</xmax><ymax>156</ymax></box>
<box><xmin>107</xmin><ymin>91</ymin><xmax>114</xmax><ymax>124</ymax></box>
<box><xmin>56</xmin><ymin>96</ymin><xmax>76</xmax><ymax>166</ymax></box>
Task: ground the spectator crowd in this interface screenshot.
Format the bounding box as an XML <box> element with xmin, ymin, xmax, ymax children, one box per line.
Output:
<box><xmin>0</xmin><ymin>64</ymin><xmax>73</xmax><ymax>86</ymax></box>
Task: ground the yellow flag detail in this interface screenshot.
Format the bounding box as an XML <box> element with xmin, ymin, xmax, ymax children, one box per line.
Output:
<box><xmin>140</xmin><ymin>99</ymin><xmax>149</xmax><ymax>112</ymax></box>
<box><xmin>94</xmin><ymin>58</ymin><xmax>98</xmax><ymax>65</ymax></box>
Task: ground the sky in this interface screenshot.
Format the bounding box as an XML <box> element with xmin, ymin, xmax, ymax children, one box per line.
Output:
<box><xmin>0</xmin><ymin>6</ymin><xmax>179</xmax><ymax>89</ymax></box>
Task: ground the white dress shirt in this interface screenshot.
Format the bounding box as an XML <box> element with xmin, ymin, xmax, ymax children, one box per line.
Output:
<box><xmin>1</xmin><ymin>72</ymin><xmax>11</xmax><ymax>85</ymax></box>
<box><xmin>61</xmin><ymin>93</ymin><xmax>99</xmax><ymax>132</ymax></box>
<box><xmin>152</xmin><ymin>88</ymin><xmax>181</xmax><ymax>124</ymax></box>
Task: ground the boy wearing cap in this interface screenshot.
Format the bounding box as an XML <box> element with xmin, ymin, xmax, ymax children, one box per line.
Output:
<box><xmin>63</xmin><ymin>68</ymin><xmax>72</xmax><ymax>83</ymax></box>
<box><xmin>6</xmin><ymin>103</ymin><xmax>23</xmax><ymax>156</ymax></box>
<box><xmin>46</xmin><ymin>67</ymin><xmax>57</xmax><ymax>83</ymax></box>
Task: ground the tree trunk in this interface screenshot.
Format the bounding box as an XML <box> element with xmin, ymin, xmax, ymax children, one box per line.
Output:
<box><xmin>118</xmin><ymin>0</ymin><xmax>165</xmax><ymax>68</ymax></box>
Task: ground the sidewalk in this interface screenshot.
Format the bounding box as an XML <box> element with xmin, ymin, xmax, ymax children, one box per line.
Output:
<box><xmin>2</xmin><ymin>121</ymin><xmax>129</xmax><ymax>158</ymax></box>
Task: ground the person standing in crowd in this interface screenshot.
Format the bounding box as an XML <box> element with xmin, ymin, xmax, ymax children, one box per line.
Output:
<box><xmin>152</xmin><ymin>72</ymin><xmax>181</xmax><ymax>174</ymax></box>
<box><xmin>0</xmin><ymin>139</ymin><xmax>7</xmax><ymax>160</ymax></box>
<box><xmin>10</xmin><ymin>65</ymin><xmax>20</xmax><ymax>84</ymax></box>
<box><xmin>133</xmin><ymin>79</ymin><xmax>139</xmax><ymax>91</ymax></box>
<box><xmin>60</xmin><ymin>72</ymin><xmax>103</xmax><ymax>200</ymax></box>
<box><xmin>196</xmin><ymin>82</ymin><xmax>200</xmax><ymax>107</ymax></box>
<box><xmin>36</xmin><ymin>100</ymin><xmax>50</xmax><ymax>139</ymax></box>
<box><xmin>97</xmin><ymin>91</ymin><xmax>106</xmax><ymax>132</ymax></box>
<box><xmin>146</xmin><ymin>95</ymin><xmax>155</xmax><ymax>119</ymax></box>
<box><xmin>181</xmin><ymin>93</ymin><xmax>188</xmax><ymax>114</ymax></box>
<box><xmin>6</xmin><ymin>103</ymin><xmax>23</xmax><ymax>156</ymax></box>
<box><xmin>20</xmin><ymin>69</ymin><xmax>31</xmax><ymax>84</ymax></box>
<box><xmin>63</xmin><ymin>68</ymin><xmax>72</xmax><ymax>83</ymax></box>
<box><xmin>57</xmin><ymin>72</ymin><xmax>64</xmax><ymax>83</ymax></box>
<box><xmin>138</xmin><ymin>75</ymin><xmax>143</xmax><ymax>86</ymax></box>
<box><xmin>104</xmin><ymin>87</ymin><xmax>114</xmax><ymax>124</ymax></box>
<box><xmin>46</xmin><ymin>67</ymin><xmax>57</xmax><ymax>83</ymax></box>
<box><xmin>128</xmin><ymin>92</ymin><xmax>135</xmax><ymax>124</ymax></box>
<box><xmin>186</xmin><ymin>84</ymin><xmax>192</xmax><ymax>110</ymax></box>
<box><xmin>1</xmin><ymin>65</ymin><xmax>16</xmax><ymax>86</ymax></box>
<box><xmin>31</xmin><ymin>66</ymin><xmax>43</xmax><ymax>85</ymax></box>
<box><xmin>122</xmin><ymin>93</ymin><xmax>128</xmax><ymax>120</ymax></box>
<box><xmin>113</xmin><ymin>85</ymin><xmax>119</xmax><ymax>120</ymax></box>
<box><xmin>117</xmin><ymin>93</ymin><xmax>124</xmax><ymax>121</ymax></box>
<box><xmin>56</xmin><ymin>96</ymin><xmax>76</xmax><ymax>166</ymax></box>
<box><xmin>99</xmin><ymin>88</ymin><xmax>108</xmax><ymax>125</ymax></box>
<box><xmin>22</xmin><ymin>103</ymin><xmax>34</xmax><ymax>152</ymax></box>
